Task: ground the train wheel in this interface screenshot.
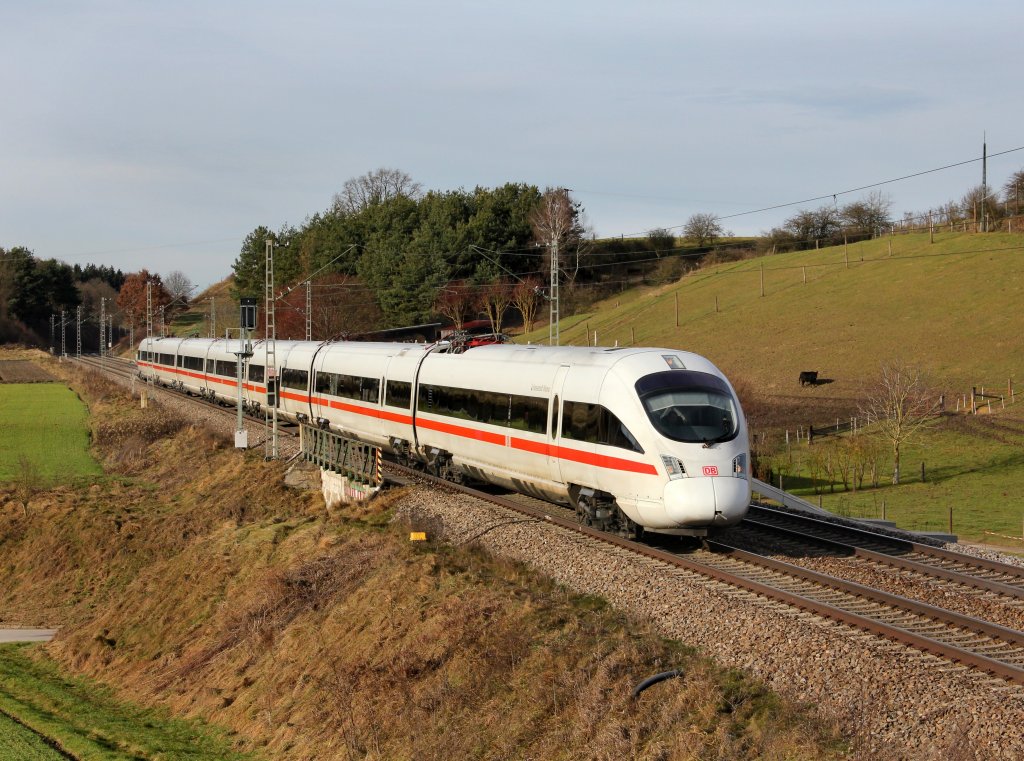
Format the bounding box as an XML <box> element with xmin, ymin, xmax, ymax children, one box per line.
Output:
<box><xmin>574</xmin><ymin>493</ymin><xmax>595</xmax><ymax>527</ymax></box>
<box><xmin>614</xmin><ymin>508</ymin><xmax>643</xmax><ymax>542</ymax></box>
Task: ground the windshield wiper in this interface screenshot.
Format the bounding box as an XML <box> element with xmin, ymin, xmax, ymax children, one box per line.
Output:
<box><xmin>702</xmin><ymin>432</ymin><xmax>735</xmax><ymax>448</ymax></box>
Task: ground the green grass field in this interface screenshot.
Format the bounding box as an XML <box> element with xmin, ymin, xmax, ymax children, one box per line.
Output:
<box><xmin>0</xmin><ymin>644</ymin><xmax>250</xmax><ymax>760</ymax></box>
<box><xmin>0</xmin><ymin>385</ymin><xmax>102</xmax><ymax>484</ymax></box>
<box><xmin>0</xmin><ymin>709</ymin><xmax>65</xmax><ymax>761</ymax></box>
<box><xmin>759</xmin><ymin>405</ymin><xmax>1024</xmax><ymax>545</ymax></box>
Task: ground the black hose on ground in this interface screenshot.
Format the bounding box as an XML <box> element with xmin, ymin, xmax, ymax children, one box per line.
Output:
<box><xmin>631</xmin><ymin>669</ymin><xmax>683</xmax><ymax>700</ymax></box>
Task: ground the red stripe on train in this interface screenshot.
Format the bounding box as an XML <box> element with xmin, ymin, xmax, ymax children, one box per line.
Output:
<box><xmin>510</xmin><ymin>437</ymin><xmax>659</xmax><ymax>475</ymax></box>
<box><xmin>140</xmin><ymin>365</ymin><xmax>656</xmax><ymax>476</ymax></box>
<box><xmin>138</xmin><ymin>363</ymin><xmax>266</xmax><ymax>393</ymax></box>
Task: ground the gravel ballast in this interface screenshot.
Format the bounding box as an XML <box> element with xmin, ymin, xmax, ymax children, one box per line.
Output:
<box><xmin>396</xmin><ymin>489</ymin><xmax>1024</xmax><ymax>760</ymax></box>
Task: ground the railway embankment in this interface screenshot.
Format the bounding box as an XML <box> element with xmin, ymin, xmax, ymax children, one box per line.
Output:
<box><xmin>0</xmin><ymin>356</ymin><xmax>846</xmax><ymax>759</ymax></box>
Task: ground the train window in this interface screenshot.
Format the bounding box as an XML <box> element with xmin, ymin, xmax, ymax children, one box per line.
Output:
<box><xmin>158</xmin><ymin>353</ymin><xmax>174</xmax><ymax>367</ymax></box>
<box><xmin>215</xmin><ymin>360</ymin><xmax>236</xmax><ymax>377</ymax></box>
<box><xmin>636</xmin><ymin>370</ymin><xmax>738</xmax><ymax>444</ymax></box>
<box><xmin>561</xmin><ymin>401</ymin><xmax>643</xmax><ymax>453</ymax></box>
<box><xmin>550</xmin><ymin>395</ymin><xmax>559</xmax><ymax>438</ymax></box>
<box><xmin>344</xmin><ymin>374</ymin><xmax>379</xmax><ymax>403</ymax></box>
<box><xmin>385</xmin><ymin>380</ymin><xmax>412</xmax><ymax>408</ymax></box>
<box><xmin>248</xmin><ymin>364</ymin><xmax>265</xmax><ymax>383</ymax></box>
<box><xmin>417</xmin><ymin>384</ymin><xmax>546</xmax><ymax>432</ymax></box>
<box><xmin>314</xmin><ymin>371</ymin><xmax>334</xmax><ymax>396</ymax></box>
<box><xmin>180</xmin><ymin>355</ymin><xmax>203</xmax><ymax>372</ymax></box>
<box><xmin>509</xmin><ymin>395</ymin><xmax>546</xmax><ymax>434</ymax></box>
<box><xmin>281</xmin><ymin>367</ymin><xmax>308</xmax><ymax>391</ymax></box>
<box><xmin>315</xmin><ymin>372</ymin><xmax>380</xmax><ymax>403</ymax></box>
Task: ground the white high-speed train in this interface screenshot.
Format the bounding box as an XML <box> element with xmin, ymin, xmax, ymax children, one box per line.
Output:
<box><xmin>136</xmin><ymin>337</ymin><xmax>751</xmax><ymax>537</ymax></box>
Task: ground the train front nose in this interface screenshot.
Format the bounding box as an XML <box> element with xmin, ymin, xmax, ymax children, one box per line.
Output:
<box><xmin>663</xmin><ymin>477</ymin><xmax>751</xmax><ymax>528</ymax></box>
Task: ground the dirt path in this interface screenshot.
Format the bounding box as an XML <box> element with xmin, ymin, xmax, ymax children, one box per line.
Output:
<box><xmin>0</xmin><ymin>360</ymin><xmax>57</xmax><ymax>383</ymax></box>
<box><xmin>0</xmin><ymin>629</ymin><xmax>57</xmax><ymax>643</ymax></box>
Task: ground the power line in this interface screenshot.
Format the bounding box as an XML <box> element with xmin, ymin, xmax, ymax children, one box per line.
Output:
<box><xmin>703</xmin><ymin>146</ymin><xmax>1024</xmax><ymax>224</ymax></box>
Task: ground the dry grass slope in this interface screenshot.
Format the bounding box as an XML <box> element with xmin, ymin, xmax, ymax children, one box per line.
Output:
<box><xmin>0</xmin><ymin>355</ymin><xmax>846</xmax><ymax>759</ymax></box>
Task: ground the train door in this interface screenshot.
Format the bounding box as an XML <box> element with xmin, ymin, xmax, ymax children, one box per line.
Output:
<box><xmin>548</xmin><ymin>364</ymin><xmax>570</xmax><ymax>485</ymax></box>
<box><xmin>309</xmin><ymin>344</ymin><xmax>330</xmax><ymax>425</ymax></box>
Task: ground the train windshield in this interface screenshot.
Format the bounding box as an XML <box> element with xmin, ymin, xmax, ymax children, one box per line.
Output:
<box><xmin>635</xmin><ymin>370</ymin><xmax>739</xmax><ymax>444</ymax></box>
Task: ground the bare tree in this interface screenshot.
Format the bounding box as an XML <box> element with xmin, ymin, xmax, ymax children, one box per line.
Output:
<box><xmin>683</xmin><ymin>213</ymin><xmax>727</xmax><ymax>247</ymax></box>
<box><xmin>511</xmin><ymin>277</ymin><xmax>542</xmax><ymax>333</ymax></box>
<box><xmin>477</xmin><ymin>278</ymin><xmax>514</xmax><ymax>335</ymax></box>
<box><xmin>310</xmin><ymin>274</ymin><xmax>384</xmax><ymax>339</ymax></box>
<box><xmin>1002</xmin><ymin>169</ymin><xmax>1024</xmax><ymax>215</ymax></box>
<box><xmin>860</xmin><ymin>361</ymin><xmax>941</xmax><ymax>484</ymax></box>
<box><xmin>163</xmin><ymin>270</ymin><xmax>195</xmax><ymax>307</ymax></box>
<box><xmin>331</xmin><ymin>168</ymin><xmax>422</xmax><ymax>215</ymax></box>
<box><xmin>530</xmin><ymin>188</ymin><xmax>590</xmax><ymax>283</ymax></box>
<box><xmin>434</xmin><ymin>280</ymin><xmax>478</xmax><ymax>331</ymax></box>
<box><xmin>645</xmin><ymin>228</ymin><xmax>677</xmax><ymax>259</ymax></box>
<box><xmin>960</xmin><ymin>185</ymin><xmax>1002</xmax><ymax>229</ymax></box>
<box><xmin>840</xmin><ymin>191</ymin><xmax>893</xmax><ymax>237</ymax></box>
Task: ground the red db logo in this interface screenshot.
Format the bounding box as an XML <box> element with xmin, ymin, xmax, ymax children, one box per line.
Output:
<box><xmin>702</xmin><ymin>466</ymin><xmax>719</xmax><ymax>476</ymax></box>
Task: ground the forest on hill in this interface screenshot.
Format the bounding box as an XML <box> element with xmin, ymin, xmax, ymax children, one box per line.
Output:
<box><xmin>2</xmin><ymin>165</ymin><xmax>1023</xmax><ymax>344</ymax></box>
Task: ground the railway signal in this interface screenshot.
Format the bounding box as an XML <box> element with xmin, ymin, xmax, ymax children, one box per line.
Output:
<box><xmin>234</xmin><ymin>297</ymin><xmax>257</xmax><ymax>449</ymax></box>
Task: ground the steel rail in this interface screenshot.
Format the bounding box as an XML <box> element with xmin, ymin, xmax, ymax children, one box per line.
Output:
<box><xmin>387</xmin><ymin>464</ymin><xmax>1024</xmax><ymax>685</ymax></box>
<box><xmin>750</xmin><ymin>505</ymin><xmax>1024</xmax><ymax>589</ymax></box>
<box><xmin>706</xmin><ymin>540</ymin><xmax>1024</xmax><ymax>646</ymax></box>
<box><xmin>741</xmin><ymin>517</ymin><xmax>1024</xmax><ymax>600</ymax></box>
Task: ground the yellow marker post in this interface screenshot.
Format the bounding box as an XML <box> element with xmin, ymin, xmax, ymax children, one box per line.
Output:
<box><xmin>409</xmin><ymin>532</ymin><xmax>427</xmax><ymax>542</ymax></box>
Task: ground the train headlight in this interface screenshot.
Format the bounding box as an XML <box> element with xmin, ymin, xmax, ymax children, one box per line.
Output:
<box><xmin>661</xmin><ymin>455</ymin><xmax>686</xmax><ymax>480</ymax></box>
<box><xmin>733</xmin><ymin>453</ymin><xmax>747</xmax><ymax>479</ymax></box>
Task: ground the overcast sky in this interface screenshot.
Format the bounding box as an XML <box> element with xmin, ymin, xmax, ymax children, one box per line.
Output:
<box><xmin>3</xmin><ymin>1</ymin><xmax>1022</xmax><ymax>290</ymax></box>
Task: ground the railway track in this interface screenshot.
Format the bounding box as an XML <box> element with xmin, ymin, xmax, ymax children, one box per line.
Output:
<box><xmin>746</xmin><ymin>504</ymin><xmax>1024</xmax><ymax>600</ymax></box>
<box><xmin>400</xmin><ymin>475</ymin><xmax>1024</xmax><ymax>686</ymax></box>
<box><xmin>74</xmin><ymin>354</ymin><xmax>1024</xmax><ymax>686</ymax></box>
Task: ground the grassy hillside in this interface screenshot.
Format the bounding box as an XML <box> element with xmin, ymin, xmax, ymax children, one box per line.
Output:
<box><xmin>527</xmin><ymin>231</ymin><xmax>1023</xmax><ymax>395</ymax></box>
<box><xmin>162</xmin><ymin>277</ymin><xmax>240</xmax><ymax>340</ymax></box>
